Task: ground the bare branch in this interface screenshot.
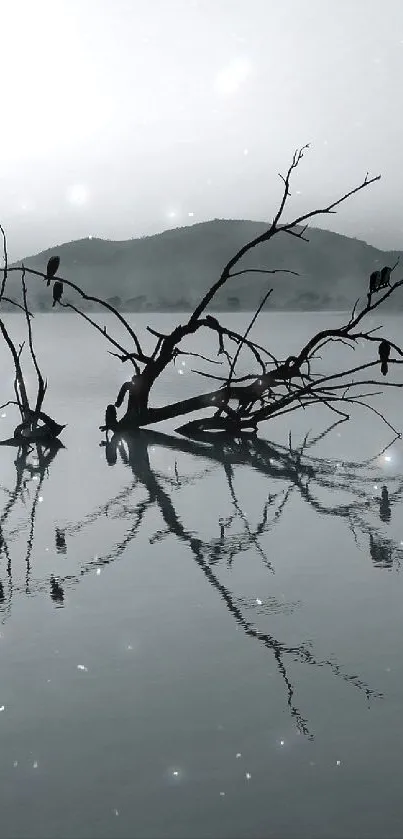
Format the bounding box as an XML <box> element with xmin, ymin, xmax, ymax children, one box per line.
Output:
<box><xmin>21</xmin><ymin>266</ymin><xmax>46</xmax><ymax>415</ymax></box>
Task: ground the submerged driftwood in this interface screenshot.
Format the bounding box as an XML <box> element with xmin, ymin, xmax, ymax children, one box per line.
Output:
<box><xmin>1</xmin><ymin>146</ymin><xmax>402</xmax><ymax>442</ymax></box>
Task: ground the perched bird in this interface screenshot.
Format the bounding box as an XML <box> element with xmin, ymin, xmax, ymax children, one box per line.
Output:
<box><xmin>379</xmin><ymin>266</ymin><xmax>392</xmax><ymax>288</ymax></box>
<box><xmin>105</xmin><ymin>404</ymin><xmax>118</xmax><ymax>432</ymax></box>
<box><xmin>369</xmin><ymin>270</ymin><xmax>381</xmax><ymax>294</ymax></box>
<box><xmin>46</xmin><ymin>255</ymin><xmax>60</xmax><ymax>287</ymax></box>
<box><xmin>378</xmin><ymin>339</ymin><xmax>391</xmax><ymax>375</ymax></box>
<box><xmin>52</xmin><ymin>280</ymin><xmax>63</xmax><ymax>307</ymax></box>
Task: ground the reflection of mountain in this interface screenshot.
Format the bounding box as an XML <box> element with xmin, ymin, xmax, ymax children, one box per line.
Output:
<box><xmin>2</xmin><ymin>423</ymin><xmax>400</xmax><ymax>739</ymax></box>
<box><xmin>9</xmin><ymin>220</ymin><xmax>403</xmax><ymax>312</ymax></box>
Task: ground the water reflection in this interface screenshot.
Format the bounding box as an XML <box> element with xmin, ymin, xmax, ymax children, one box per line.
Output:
<box><xmin>55</xmin><ymin>528</ymin><xmax>67</xmax><ymax>554</ymax></box>
<box><xmin>1</xmin><ymin>423</ymin><xmax>403</xmax><ymax>737</ymax></box>
<box><xmin>379</xmin><ymin>486</ymin><xmax>391</xmax><ymax>523</ymax></box>
<box><xmin>0</xmin><ymin>440</ymin><xmax>63</xmax><ymax>611</ymax></box>
<box><xmin>50</xmin><ymin>575</ymin><xmax>65</xmax><ymax>604</ymax></box>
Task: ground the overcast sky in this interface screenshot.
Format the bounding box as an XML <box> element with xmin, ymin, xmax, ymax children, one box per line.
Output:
<box><xmin>0</xmin><ymin>0</ymin><xmax>401</xmax><ymax>259</ymax></box>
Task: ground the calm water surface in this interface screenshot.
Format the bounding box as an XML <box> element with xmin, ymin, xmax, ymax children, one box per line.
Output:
<box><xmin>0</xmin><ymin>312</ymin><xmax>402</xmax><ymax>838</ymax></box>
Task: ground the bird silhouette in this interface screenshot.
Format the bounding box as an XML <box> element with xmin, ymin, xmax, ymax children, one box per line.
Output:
<box><xmin>46</xmin><ymin>255</ymin><xmax>60</xmax><ymax>287</ymax></box>
<box><xmin>105</xmin><ymin>404</ymin><xmax>118</xmax><ymax>432</ymax></box>
<box><xmin>52</xmin><ymin>280</ymin><xmax>63</xmax><ymax>307</ymax></box>
<box><xmin>378</xmin><ymin>339</ymin><xmax>391</xmax><ymax>375</ymax></box>
<box><xmin>369</xmin><ymin>270</ymin><xmax>381</xmax><ymax>294</ymax></box>
<box><xmin>379</xmin><ymin>266</ymin><xmax>392</xmax><ymax>289</ymax></box>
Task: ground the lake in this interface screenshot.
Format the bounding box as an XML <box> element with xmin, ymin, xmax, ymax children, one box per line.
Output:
<box><xmin>0</xmin><ymin>311</ymin><xmax>402</xmax><ymax>838</ymax></box>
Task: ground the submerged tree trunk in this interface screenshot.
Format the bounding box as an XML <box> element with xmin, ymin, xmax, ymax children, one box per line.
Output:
<box><xmin>4</xmin><ymin>146</ymin><xmax>403</xmax><ymax>442</ymax></box>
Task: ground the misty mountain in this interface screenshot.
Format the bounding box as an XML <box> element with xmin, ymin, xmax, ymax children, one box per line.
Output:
<box><xmin>7</xmin><ymin>220</ymin><xmax>403</xmax><ymax>312</ymax></box>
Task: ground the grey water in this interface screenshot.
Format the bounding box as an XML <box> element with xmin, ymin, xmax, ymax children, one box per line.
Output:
<box><xmin>0</xmin><ymin>311</ymin><xmax>403</xmax><ymax>839</ymax></box>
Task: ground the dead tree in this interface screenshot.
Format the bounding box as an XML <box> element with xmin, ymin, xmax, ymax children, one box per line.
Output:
<box><xmin>0</xmin><ymin>228</ymin><xmax>65</xmax><ymax>445</ymax></box>
<box><xmin>4</xmin><ymin>145</ymin><xmax>403</xmax><ymax>438</ymax></box>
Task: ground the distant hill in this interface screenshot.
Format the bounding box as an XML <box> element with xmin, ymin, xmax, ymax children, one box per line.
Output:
<box><xmin>6</xmin><ymin>220</ymin><xmax>403</xmax><ymax>312</ymax></box>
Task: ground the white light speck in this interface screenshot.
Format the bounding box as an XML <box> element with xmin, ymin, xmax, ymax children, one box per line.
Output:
<box><xmin>385</xmin><ymin>666</ymin><xmax>391</xmax><ymax>672</ymax></box>
<box><xmin>243</xmin><ymin>148</ymin><xmax>249</xmax><ymax>156</ymax></box>
<box><xmin>127</xmin><ymin>644</ymin><xmax>133</xmax><ymax>651</ymax></box>
<box><xmin>215</xmin><ymin>57</ymin><xmax>251</xmax><ymax>95</ymax></box>
<box><xmin>114</xmin><ymin>809</ymin><xmax>119</xmax><ymax>817</ymax></box>
<box><xmin>167</xmin><ymin>210</ymin><xmax>177</xmax><ymax>219</ymax></box>
<box><xmin>178</xmin><ymin>369</ymin><xmax>184</xmax><ymax>375</ymax></box>
<box><xmin>88</xmin><ymin>235</ymin><xmax>93</xmax><ymax>240</ymax></box>
<box><xmin>67</xmin><ymin>184</ymin><xmax>89</xmax><ymax>206</ymax></box>
<box><xmin>45</xmin><ymin>547</ymin><xmax>49</xmax><ymax>551</ymax></box>
<box><xmin>173</xmin><ymin>770</ymin><xmax>179</xmax><ymax>777</ymax></box>
<box><xmin>0</xmin><ymin>705</ymin><xmax>5</xmax><ymax>712</ymax></box>
<box><xmin>33</xmin><ymin>761</ymin><xmax>38</xmax><ymax>769</ymax></box>
<box><xmin>96</xmin><ymin>568</ymin><xmax>101</xmax><ymax>576</ymax></box>
<box><xmin>1</xmin><ymin>413</ymin><xmax>6</xmax><ymax>418</ymax></box>
<box><xmin>374</xmin><ymin>485</ymin><xmax>378</xmax><ymax>490</ymax></box>
<box><xmin>33</xmin><ymin>475</ymin><xmax>39</xmax><ymax>481</ymax></box>
<box><xmin>236</xmin><ymin>752</ymin><xmax>242</xmax><ymax>758</ymax></box>
<box><xmin>188</xmin><ymin>211</ymin><xmax>194</xmax><ymax>217</ymax></box>
<box><xmin>13</xmin><ymin>761</ymin><xmax>18</xmax><ymax>767</ymax></box>
<box><xmin>38</xmin><ymin>496</ymin><xmax>43</xmax><ymax>503</ymax></box>
<box><xmin>220</xmin><ymin>791</ymin><xmax>225</xmax><ymax>796</ymax></box>
<box><xmin>336</xmin><ymin>760</ymin><xmax>341</xmax><ymax>766</ymax></box>
<box><xmin>256</xmin><ymin>598</ymin><xmax>262</xmax><ymax>605</ymax></box>
<box><xmin>280</xmin><ymin>740</ymin><xmax>284</xmax><ymax>746</ymax></box>
<box><xmin>296</xmin><ymin>190</ymin><xmax>302</xmax><ymax>195</ymax></box>
<box><xmin>245</xmin><ymin>772</ymin><xmax>252</xmax><ymax>780</ymax></box>
<box><xmin>77</xmin><ymin>664</ymin><xmax>88</xmax><ymax>672</ymax></box>
<box><xmin>384</xmin><ymin>455</ymin><xmax>392</xmax><ymax>462</ymax></box>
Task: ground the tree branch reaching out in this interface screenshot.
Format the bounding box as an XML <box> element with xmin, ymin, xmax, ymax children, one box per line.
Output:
<box><xmin>0</xmin><ymin>249</ymin><xmax>65</xmax><ymax>443</ymax></box>
<box><xmin>2</xmin><ymin>144</ymin><xmax>400</xmax><ymax>441</ymax></box>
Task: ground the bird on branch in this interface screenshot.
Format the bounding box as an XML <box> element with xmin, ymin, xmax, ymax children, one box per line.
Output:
<box><xmin>99</xmin><ymin>404</ymin><xmax>118</xmax><ymax>435</ymax></box>
<box><xmin>379</xmin><ymin>265</ymin><xmax>392</xmax><ymax>289</ymax></box>
<box><xmin>52</xmin><ymin>280</ymin><xmax>63</xmax><ymax>307</ymax></box>
<box><xmin>378</xmin><ymin>339</ymin><xmax>391</xmax><ymax>375</ymax></box>
<box><xmin>369</xmin><ymin>266</ymin><xmax>392</xmax><ymax>295</ymax></box>
<box><xmin>369</xmin><ymin>270</ymin><xmax>381</xmax><ymax>294</ymax></box>
<box><xmin>46</xmin><ymin>255</ymin><xmax>60</xmax><ymax>287</ymax></box>
<box><xmin>105</xmin><ymin>404</ymin><xmax>118</xmax><ymax>431</ymax></box>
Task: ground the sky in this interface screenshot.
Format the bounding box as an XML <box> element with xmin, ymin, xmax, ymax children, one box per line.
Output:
<box><xmin>0</xmin><ymin>0</ymin><xmax>402</xmax><ymax>260</ymax></box>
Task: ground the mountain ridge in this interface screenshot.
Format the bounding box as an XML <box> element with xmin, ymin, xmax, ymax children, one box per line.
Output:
<box><xmin>6</xmin><ymin>219</ymin><xmax>403</xmax><ymax>312</ymax></box>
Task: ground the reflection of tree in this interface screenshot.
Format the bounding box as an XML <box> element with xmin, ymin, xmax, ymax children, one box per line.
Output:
<box><xmin>51</xmin><ymin>423</ymin><xmax>403</xmax><ymax>738</ymax></box>
<box><xmin>0</xmin><ymin>441</ymin><xmax>63</xmax><ymax>615</ymax></box>
<box><xmin>1</xmin><ymin>424</ymin><xmax>402</xmax><ymax>736</ymax></box>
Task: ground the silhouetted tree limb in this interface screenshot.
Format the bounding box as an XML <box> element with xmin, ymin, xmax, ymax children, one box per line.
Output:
<box><xmin>0</xmin><ymin>242</ymin><xmax>65</xmax><ymax>443</ymax></box>
<box><xmin>3</xmin><ymin>145</ymin><xmax>402</xmax><ymax>440</ymax></box>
